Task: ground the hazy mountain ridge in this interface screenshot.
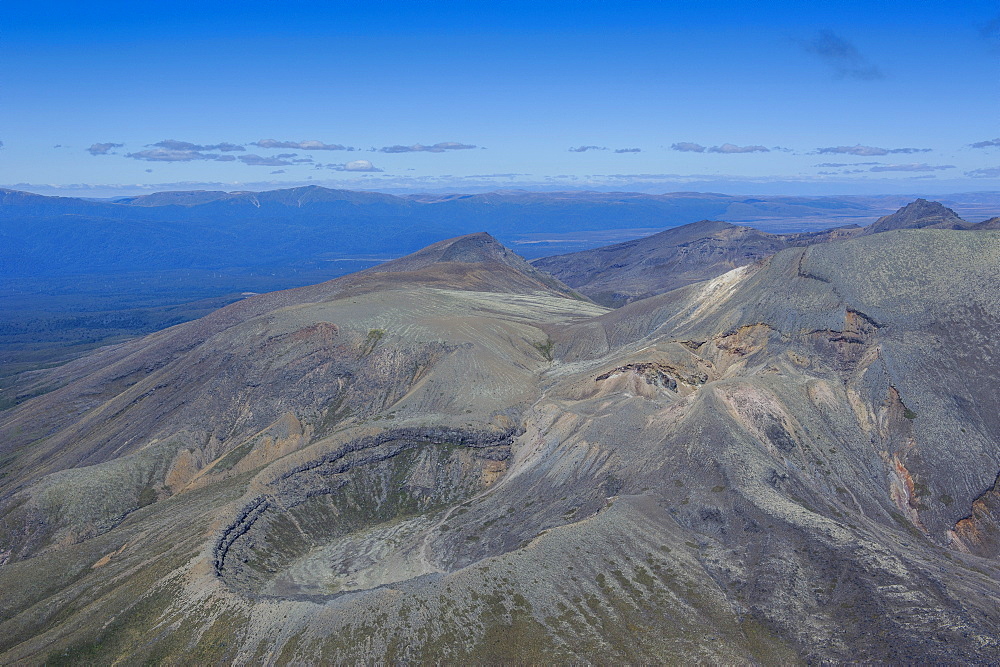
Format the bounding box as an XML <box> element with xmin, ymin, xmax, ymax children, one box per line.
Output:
<box><xmin>4</xmin><ymin>186</ymin><xmax>990</xmax><ymax>280</ymax></box>
<box><xmin>1</xmin><ymin>222</ymin><xmax>1000</xmax><ymax>661</ymax></box>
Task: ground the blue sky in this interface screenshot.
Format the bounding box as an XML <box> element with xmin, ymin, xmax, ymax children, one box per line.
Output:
<box><xmin>2</xmin><ymin>0</ymin><xmax>998</xmax><ymax>196</ymax></box>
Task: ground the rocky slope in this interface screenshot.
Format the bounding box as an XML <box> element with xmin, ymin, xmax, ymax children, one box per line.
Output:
<box><xmin>1</xmin><ymin>229</ymin><xmax>1000</xmax><ymax>663</ymax></box>
<box><xmin>532</xmin><ymin>220</ymin><xmax>867</xmax><ymax>307</ymax></box>
<box><xmin>972</xmin><ymin>216</ymin><xmax>1000</xmax><ymax>230</ymax></box>
<box><xmin>532</xmin><ymin>198</ymin><xmax>982</xmax><ymax>307</ymax></box>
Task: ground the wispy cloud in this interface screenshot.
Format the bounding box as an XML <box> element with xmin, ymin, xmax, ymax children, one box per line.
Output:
<box><xmin>970</xmin><ymin>138</ymin><xmax>1000</xmax><ymax>149</ymax></box>
<box><xmin>708</xmin><ymin>143</ymin><xmax>769</xmax><ymax>154</ymax></box>
<box><xmin>343</xmin><ymin>160</ymin><xmax>382</xmax><ymax>172</ymax></box>
<box><xmin>672</xmin><ymin>142</ymin><xmax>768</xmax><ymax>154</ymax></box>
<box><xmin>868</xmin><ymin>163</ymin><xmax>954</xmax><ymax>172</ymax></box>
<box><xmin>379</xmin><ymin>142</ymin><xmax>477</xmax><ymax>153</ymax></box>
<box><xmin>800</xmin><ymin>29</ymin><xmax>884</xmax><ymax>80</ymax></box>
<box><xmin>816</xmin><ymin>145</ymin><xmax>930</xmax><ymax>156</ymax></box>
<box><xmin>966</xmin><ymin>167</ymin><xmax>1000</xmax><ymax>178</ymax></box>
<box><xmin>87</xmin><ymin>142</ymin><xmax>124</xmax><ymax>156</ymax></box>
<box><xmin>814</xmin><ymin>161</ymin><xmax>881</xmax><ymax>167</ymax></box>
<box><xmin>126</xmin><ymin>148</ymin><xmax>236</xmax><ymax>162</ymax></box>
<box><xmin>151</xmin><ymin>139</ymin><xmax>245</xmax><ymax>152</ymax></box>
<box><xmin>238</xmin><ymin>154</ymin><xmax>299</xmax><ymax>166</ymax></box>
<box><xmin>253</xmin><ymin>139</ymin><xmax>353</xmax><ymax>151</ymax></box>
<box><xmin>465</xmin><ymin>173</ymin><xmax>530</xmax><ymax>178</ymax></box>
<box><xmin>614</xmin><ymin>148</ymin><xmax>641</xmax><ymax>153</ymax></box>
<box><xmin>569</xmin><ymin>145</ymin><xmax>607</xmax><ymax>152</ymax></box>
<box><xmin>321</xmin><ymin>159</ymin><xmax>383</xmax><ymax>172</ymax></box>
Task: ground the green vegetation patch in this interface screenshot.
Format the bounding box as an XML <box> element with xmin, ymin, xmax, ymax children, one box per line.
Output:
<box><xmin>213</xmin><ymin>440</ymin><xmax>255</xmax><ymax>472</ymax></box>
<box><xmin>532</xmin><ymin>337</ymin><xmax>555</xmax><ymax>361</ymax></box>
<box><xmin>362</xmin><ymin>328</ymin><xmax>386</xmax><ymax>355</ymax></box>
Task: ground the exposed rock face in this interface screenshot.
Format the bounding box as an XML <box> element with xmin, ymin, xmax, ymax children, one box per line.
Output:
<box><xmin>952</xmin><ymin>472</ymin><xmax>1000</xmax><ymax>557</ymax></box>
<box><xmin>212</xmin><ymin>425</ymin><xmax>518</xmax><ymax>596</ymax></box>
<box><xmin>594</xmin><ymin>361</ymin><xmax>708</xmax><ymax>392</ymax></box>
<box><xmin>2</xmin><ymin>228</ymin><xmax>1000</xmax><ymax>663</ymax></box>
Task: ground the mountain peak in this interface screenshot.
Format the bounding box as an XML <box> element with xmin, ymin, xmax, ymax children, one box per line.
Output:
<box><xmin>435</xmin><ymin>232</ymin><xmax>510</xmax><ymax>263</ymax></box>
<box><xmin>864</xmin><ymin>198</ymin><xmax>967</xmax><ymax>234</ymax></box>
<box><xmin>360</xmin><ymin>232</ymin><xmax>584</xmax><ymax>299</ymax></box>
<box><xmin>366</xmin><ymin>232</ymin><xmax>517</xmax><ymax>272</ymax></box>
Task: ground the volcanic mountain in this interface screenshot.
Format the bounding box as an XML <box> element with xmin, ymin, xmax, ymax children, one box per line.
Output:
<box><xmin>2</xmin><ymin>226</ymin><xmax>1000</xmax><ymax>662</ymax></box>
<box><xmin>861</xmin><ymin>198</ymin><xmax>968</xmax><ymax>234</ymax></box>
<box><xmin>531</xmin><ymin>219</ymin><xmax>861</xmax><ymax>306</ymax></box>
<box><xmin>533</xmin><ymin>198</ymin><xmax>980</xmax><ymax>307</ymax></box>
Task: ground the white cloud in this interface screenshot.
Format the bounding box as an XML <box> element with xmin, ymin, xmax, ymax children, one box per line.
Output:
<box><xmin>253</xmin><ymin>139</ymin><xmax>353</xmax><ymax>151</ymax></box>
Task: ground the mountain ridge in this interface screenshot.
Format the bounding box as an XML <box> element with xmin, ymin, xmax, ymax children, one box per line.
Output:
<box><xmin>0</xmin><ymin>232</ymin><xmax>593</xmax><ymax>485</ymax></box>
<box><xmin>361</xmin><ymin>231</ymin><xmax>586</xmax><ymax>300</ymax></box>
<box><xmin>533</xmin><ymin>198</ymin><xmax>979</xmax><ymax>307</ymax></box>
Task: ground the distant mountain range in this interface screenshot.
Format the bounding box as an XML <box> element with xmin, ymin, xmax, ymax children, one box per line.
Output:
<box><xmin>3</xmin><ymin>186</ymin><xmax>995</xmax><ymax>280</ymax></box>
